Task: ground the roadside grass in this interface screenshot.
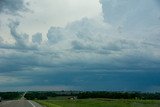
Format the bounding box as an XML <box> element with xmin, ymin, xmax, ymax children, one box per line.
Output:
<box><xmin>35</xmin><ymin>99</ymin><xmax>160</xmax><ymax>107</ymax></box>
<box><xmin>36</xmin><ymin>100</ymin><xmax>61</xmax><ymax>107</ymax></box>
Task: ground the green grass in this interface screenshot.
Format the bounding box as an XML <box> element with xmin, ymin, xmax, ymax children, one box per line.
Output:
<box><xmin>35</xmin><ymin>99</ymin><xmax>160</xmax><ymax>107</ymax></box>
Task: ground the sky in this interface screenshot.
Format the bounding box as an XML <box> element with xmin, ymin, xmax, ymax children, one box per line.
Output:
<box><xmin>0</xmin><ymin>0</ymin><xmax>160</xmax><ymax>92</ymax></box>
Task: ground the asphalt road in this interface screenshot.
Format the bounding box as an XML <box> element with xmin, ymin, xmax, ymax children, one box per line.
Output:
<box><xmin>0</xmin><ymin>100</ymin><xmax>43</xmax><ymax>107</ymax></box>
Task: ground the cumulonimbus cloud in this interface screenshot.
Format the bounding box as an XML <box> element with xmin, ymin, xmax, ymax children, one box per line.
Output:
<box><xmin>0</xmin><ymin>0</ymin><xmax>160</xmax><ymax>91</ymax></box>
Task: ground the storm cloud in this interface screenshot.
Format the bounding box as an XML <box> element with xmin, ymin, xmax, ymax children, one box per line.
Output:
<box><xmin>0</xmin><ymin>0</ymin><xmax>28</xmax><ymax>14</ymax></box>
<box><xmin>0</xmin><ymin>0</ymin><xmax>160</xmax><ymax>91</ymax></box>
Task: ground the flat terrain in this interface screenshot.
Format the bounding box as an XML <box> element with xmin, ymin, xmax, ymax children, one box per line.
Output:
<box><xmin>35</xmin><ymin>99</ymin><xmax>160</xmax><ymax>107</ymax></box>
<box><xmin>0</xmin><ymin>99</ymin><xmax>43</xmax><ymax>107</ymax></box>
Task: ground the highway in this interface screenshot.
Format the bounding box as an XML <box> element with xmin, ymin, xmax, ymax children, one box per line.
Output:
<box><xmin>0</xmin><ymin>100</ymin><xmax>43</xmax><ymax>107</ymax></box>
<box><xmin>0</xmin><ymin>92</ymin><xmax>43</xmax><ymax>107</ymax></box>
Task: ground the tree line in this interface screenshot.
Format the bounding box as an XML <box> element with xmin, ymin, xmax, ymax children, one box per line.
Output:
<box><xmin>24</xmin><ymin>91</ymin><xmax>57</xmax><ymax>100</ymax></box>
<box><xmin>1</xmin><ymin>91</ymin><xmax>160</xmax><ymax>100</ymax></box>
<box><xmin>77</xmin><ymin>91</ymin><xmax>160</xmax><ymax>100</ymax></box>
<box><xmin>24</xmin><ymin>91</ymin><xmax>160</xmax><ymax>100</ymax></box>
<box><xmin>0</xmin><ymin>92</ymin><xmax>22</xmax><ymax>100</ymax></box>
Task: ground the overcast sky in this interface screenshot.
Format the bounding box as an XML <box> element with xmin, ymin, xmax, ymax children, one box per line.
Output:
<box><xmin>0</xmin><ymin>0</ymin><xmax>160</xmax><ymax>92</ymax></box>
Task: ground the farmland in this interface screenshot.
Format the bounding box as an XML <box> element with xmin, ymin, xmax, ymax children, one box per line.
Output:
<box><xmin>35</xmin><ymin>98</ymin><xmax>160</xmax><ymax>107</ymax></box>
<box><xmin>25</xmin><ymin>91</ymin><xmax>160</xmax><ymax>107</ymax></box>
<box><xmin>0</xmin><ymin>91</ymin><xmax>160</xmax><ymax>107</ymax></box>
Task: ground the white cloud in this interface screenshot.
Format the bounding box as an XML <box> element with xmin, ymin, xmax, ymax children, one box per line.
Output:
<box><xmin>17</xmin><ymin>0</ymin><xmax>102</xmax><ymax>36</ymax></box>
<box><xmin>0</xmin><ymin>0</ymin><xmax>102</xmax><ymax>43</ymax></box>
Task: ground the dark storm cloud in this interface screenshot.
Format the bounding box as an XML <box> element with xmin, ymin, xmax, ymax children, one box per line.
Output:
<box><xmin>0</xmin><ymin>50</ymin><xmax>38</xmax><ymax>73</ymax></box>
<box><xmin>0</xmin><ymin>0</ymin><xmax>28</xmax><ymax>14</ymax></box>
<box><xmin>1</xmin><ymin>18</ymin><xmax>159</xmax><ymax>75</ymax></box>
<box><xmin>8</xmin><ymin>71</ymin><xmax>160</xmax><ymax>92</ymax></box>
<box><xmin>0</xmin><ymin>0</ymin><xmax>160</xmax><ymax>91</ymax></box>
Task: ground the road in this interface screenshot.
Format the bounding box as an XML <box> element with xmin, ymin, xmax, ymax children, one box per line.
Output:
<box><xmin>0</xmin><ymin>99</ymin><xmax>43</xmax><ymax>107</ymax></box>
<box><xmin>0</xmin><ymin>92</ymin><xmax>43</xmax><ymax>107</ymax></box>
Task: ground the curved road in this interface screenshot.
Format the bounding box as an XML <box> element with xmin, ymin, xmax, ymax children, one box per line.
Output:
<box><xmin>0</xmin><ymin>99</ymin><xmax>43</xmax><ymax>107</ymax></box>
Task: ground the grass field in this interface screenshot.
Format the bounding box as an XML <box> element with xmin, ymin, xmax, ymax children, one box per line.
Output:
<box><xmin>35</xmin><ymin>98</ymin><xmax>160</xmax><ymax>107</ymax></box>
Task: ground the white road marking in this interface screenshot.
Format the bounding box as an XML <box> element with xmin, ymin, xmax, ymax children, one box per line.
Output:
<box><xmin>28</xmin><ymin>100</ymin><xmax>36</xmax><ymax>107</ymax></box>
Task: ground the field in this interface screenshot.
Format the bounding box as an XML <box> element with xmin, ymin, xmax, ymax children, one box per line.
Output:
<box><xmin>35</xmin><ymin>98</ymin><xmax>160</xmax><ymax>107</ymax></box>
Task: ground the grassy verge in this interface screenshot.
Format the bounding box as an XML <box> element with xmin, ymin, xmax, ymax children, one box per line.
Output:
<box><xmin>35</xmin><ymin>99</ymin><xmax>160</xmax><ymax>107</ymax></box>
<box><xmin>36</xmin><ymin>100</ymin><xmax>61</xmax><ymax>107</ymax></box>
